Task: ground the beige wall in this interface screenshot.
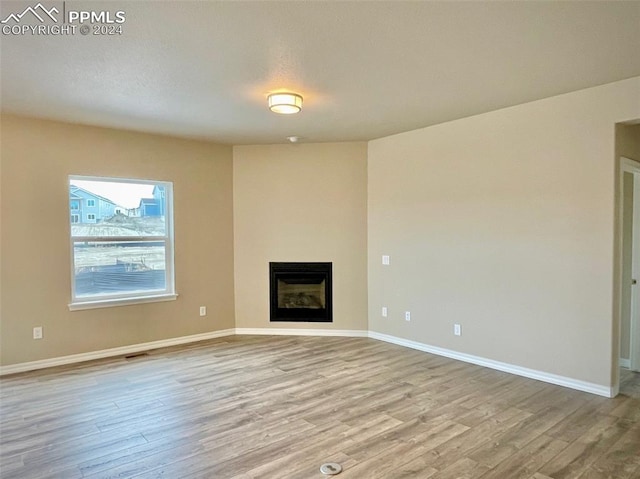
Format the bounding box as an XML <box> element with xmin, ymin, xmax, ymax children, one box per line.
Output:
<box><xmin>233</xmin><ymin>143</ymin><xmax>368</xmax><ymax>331</ymax></box>
<box><xmin>0</xmin><ymin>115</ymin><xmax>235</xmax><ymax>366</ymax></box>
<box><xmin>617</xmin><ymin>123</ymin><xmax>640</xmax><ymax>362</ymax></box>
<box><xmin>617</xmin><ymin>124</ymin><xmax>640</xmax><ymax>162</ymax></box>
<box><xmin>368</xmin><ymin>78</ymin><xmax>640</xmax><ymax>388</ymax></box>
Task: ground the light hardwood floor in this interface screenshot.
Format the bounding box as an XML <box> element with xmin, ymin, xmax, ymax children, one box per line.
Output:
<box><xmin>620</xmin><ymin>367</ymin><xmax>640</xmax><ymax>399</ymax></box>
<box><xmin>1</xmin><ymin>335</ymin><xmax>639</xmax><ymax>479</ymax></box>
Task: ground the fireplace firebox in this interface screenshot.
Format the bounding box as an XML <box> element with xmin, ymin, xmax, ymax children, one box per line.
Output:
<box><xmin>269</xmin><ymin>262</ymin><xmax>332</xmax><ymax>322</ymax></box>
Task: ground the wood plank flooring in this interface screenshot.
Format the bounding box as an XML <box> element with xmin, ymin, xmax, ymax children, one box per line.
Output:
<box><xmin>1</xmin><ymin>335</ymin><xmax>639</xmax><ymax>479</ymax></box>
<box><xmin>620</xmin><ymin>368</ymin><xmax>640</xmax><ymax>399</ymax></box>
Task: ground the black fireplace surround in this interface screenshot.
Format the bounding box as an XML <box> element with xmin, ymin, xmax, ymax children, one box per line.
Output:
<box><xmin>269</xmin><ymin>262</ymin><xmax>332</xmax><ymax>322</ymax></box>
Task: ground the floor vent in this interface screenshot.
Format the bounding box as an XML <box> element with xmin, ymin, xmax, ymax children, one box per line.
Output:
<box><xmin>320</xmin><ymin>463</ymin><xmax>342</xmax><ymax>475</ymax></box>
<box><xmin>125</xmin><ymin>352</ymin><xmax>149</xmax><ymax>359</ymax></box>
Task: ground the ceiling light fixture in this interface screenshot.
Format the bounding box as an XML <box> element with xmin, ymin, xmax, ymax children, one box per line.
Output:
<box><xmin>268</xmin><ymin>92</ymin><xmax>303</xmax><ymax>114</ymax></box>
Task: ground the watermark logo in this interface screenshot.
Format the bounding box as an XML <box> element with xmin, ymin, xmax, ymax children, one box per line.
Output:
<box><xmin>1</xmin><ymin>3</ymin><xmax>59</xmax><ymax>23</ymax></box>
<box><xmin>1</xmin><ymin>2</ymin><xmax>126</xmax><ymax>36</ymax></box>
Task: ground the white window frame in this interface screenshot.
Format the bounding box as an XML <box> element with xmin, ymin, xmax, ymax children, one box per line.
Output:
<box><xmin>87</xmin><ymin>199</ymin><xmax>96</xmax><ymax>207</ymax></box>
<box><xmin>71</xmin><ymin>214</ymin><xmax>80</xmax><ymax>223</ymax></box>
<box><xmin>68</xmin><ymin>175</ymin><xmax>177</xmax><ymax>311</ymax></box>
<box><xmin>87</xmin><ymin>213</ymin><xmax>96</xmax><ymax>220</ymax></box>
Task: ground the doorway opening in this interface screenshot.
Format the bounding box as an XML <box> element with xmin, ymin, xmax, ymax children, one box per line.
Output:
<box><xmin>618</xmin><ymin>156</ymin><xmax>640</xmax><ymax>397</ymax></box>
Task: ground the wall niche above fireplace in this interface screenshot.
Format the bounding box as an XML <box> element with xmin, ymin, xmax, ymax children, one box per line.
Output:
<box><xmin>269</xmin><ymin>262</ymin><xmax>332</xmax><ymax>322</ymax></box>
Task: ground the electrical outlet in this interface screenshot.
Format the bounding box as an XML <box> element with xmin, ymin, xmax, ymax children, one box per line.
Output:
<box><xmin>382</xmin><ymin>255</ymin><xmax>390</xmax><ymax>265</ymax></box>
<box><xmin>199</xmin><ymin>306</ymin><xmax>207</xmax><ymax>316</ymax></box>
<box><xmin>382</xmin><ymin>306</ymin><xmax>388</xmax><ymax>317</ymax></box>
<box><xmin>33</xmin><ymin>327</ymin><xmax>43</xmax><ymax>340</ymax></box>
<box><xmin>405</xmin><ymin>311</ymin><xmax>411</xmax><ymax>322</ymax></box>
<box><xmin>454</xmin><ymin>324</ymin><xmax>461</xmax><ymax>336</ymax></box>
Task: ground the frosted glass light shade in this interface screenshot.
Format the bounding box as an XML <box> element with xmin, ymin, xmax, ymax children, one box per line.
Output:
<box><xmin>268</xmin><ymin>93</ymin><xmax>303</xmax><ymax>114</ymax></box>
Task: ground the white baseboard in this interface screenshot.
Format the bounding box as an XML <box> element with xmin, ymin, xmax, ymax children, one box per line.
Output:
<box><xmin>235</xmin><ymin>328</ymin><xmax>368</xmax><ymax>338</ymax></box>
<box><xmin>0</xmin><ymin>329</ymin><xmax>235</xmax><ymax>376</ymax></box>
<box><xmin>0</xmin><ymin>327</ymin><xmax>615</xmax><ymax>398</ymax></box>
<box><xmin>620</xmin><ymin>358</ymin><xmax>631</xmax><ymax>369</ymax></box>
<box><xmin>368</xmin><ymin>331</ymin><xmax>614</xmax><ymax>398</ymax></box>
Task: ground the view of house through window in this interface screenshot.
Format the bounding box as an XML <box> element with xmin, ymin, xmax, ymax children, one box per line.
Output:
<box><xmin>69</xmin><ymin>176</ymin><xmax>175</xmax><ymax>306</ymax></box>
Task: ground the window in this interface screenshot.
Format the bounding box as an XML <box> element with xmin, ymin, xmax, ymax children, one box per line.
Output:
<box><xmin>68</xmin><ymin>176</ymin><xmax>176</xmax><ymax>310</ymax></box>
<box><xmin>87</xmin><ymin>199</ymin><xmax>96</xmax><ymax>207</ymax></box>
<box><xmin>70</xmin><ymin>200</ymin><xmax>79</xmax><ymax>210</ymax></box>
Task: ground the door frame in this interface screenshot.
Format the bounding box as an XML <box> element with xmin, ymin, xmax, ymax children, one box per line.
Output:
<box><xmin>632</xmin><ymin>170</ymin><xmax>640</xmax><ymax>371</ymax></box>
<box><xmin>619</xmin><ymin>157</ymin><xmax>640</xmax><ymax>377</ymax></box>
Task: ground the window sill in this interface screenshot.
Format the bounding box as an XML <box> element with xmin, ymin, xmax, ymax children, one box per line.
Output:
<box><xmin>68</xmin><ymin>293</ymin><xmax>178</xmax><ymax>311</ymax></box>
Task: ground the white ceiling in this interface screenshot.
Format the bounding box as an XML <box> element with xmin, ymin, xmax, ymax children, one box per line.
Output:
<box><xmin>1</xmin><ymin>1</ymin><xmax>639</xmax><ymax>145</ymax></box>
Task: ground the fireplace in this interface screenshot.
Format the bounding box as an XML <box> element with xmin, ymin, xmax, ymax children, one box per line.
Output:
<box><xmin>269</xmin><ymin>262</ymin><xmax>332</xmax><ymax>322</ymax></box>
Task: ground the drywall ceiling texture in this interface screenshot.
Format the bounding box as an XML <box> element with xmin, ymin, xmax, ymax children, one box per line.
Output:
<box><xmin>1</xmin><ymin>2</ymin><xmax>639</xmax><ymax>144</ymax></box>
<box><xmin>233</xmin><ymin>142</ymin><xmax>368</xmax><ymax>331</ymax></box>
<box><xmin>0</xmin><ymin>115</ymin><xmax>235</xmax><ymax>366</ymax></box>
<box><xmin>367</xmin><ymin>78</ymin><xmax>640</xmax><ymax>390</ymax></box>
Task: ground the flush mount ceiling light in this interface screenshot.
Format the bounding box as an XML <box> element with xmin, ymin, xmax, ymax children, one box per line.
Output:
<box><xmin>268</xmin><ymin>92</ymin><xmax>303</xmax><ymax>114</ymax></box>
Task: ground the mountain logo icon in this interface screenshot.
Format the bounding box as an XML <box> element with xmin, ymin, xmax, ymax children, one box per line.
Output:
<box><xmin>1</xmin><ymin>3</ymin><xmax>59</xmax><ymax>24</ymax></box>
